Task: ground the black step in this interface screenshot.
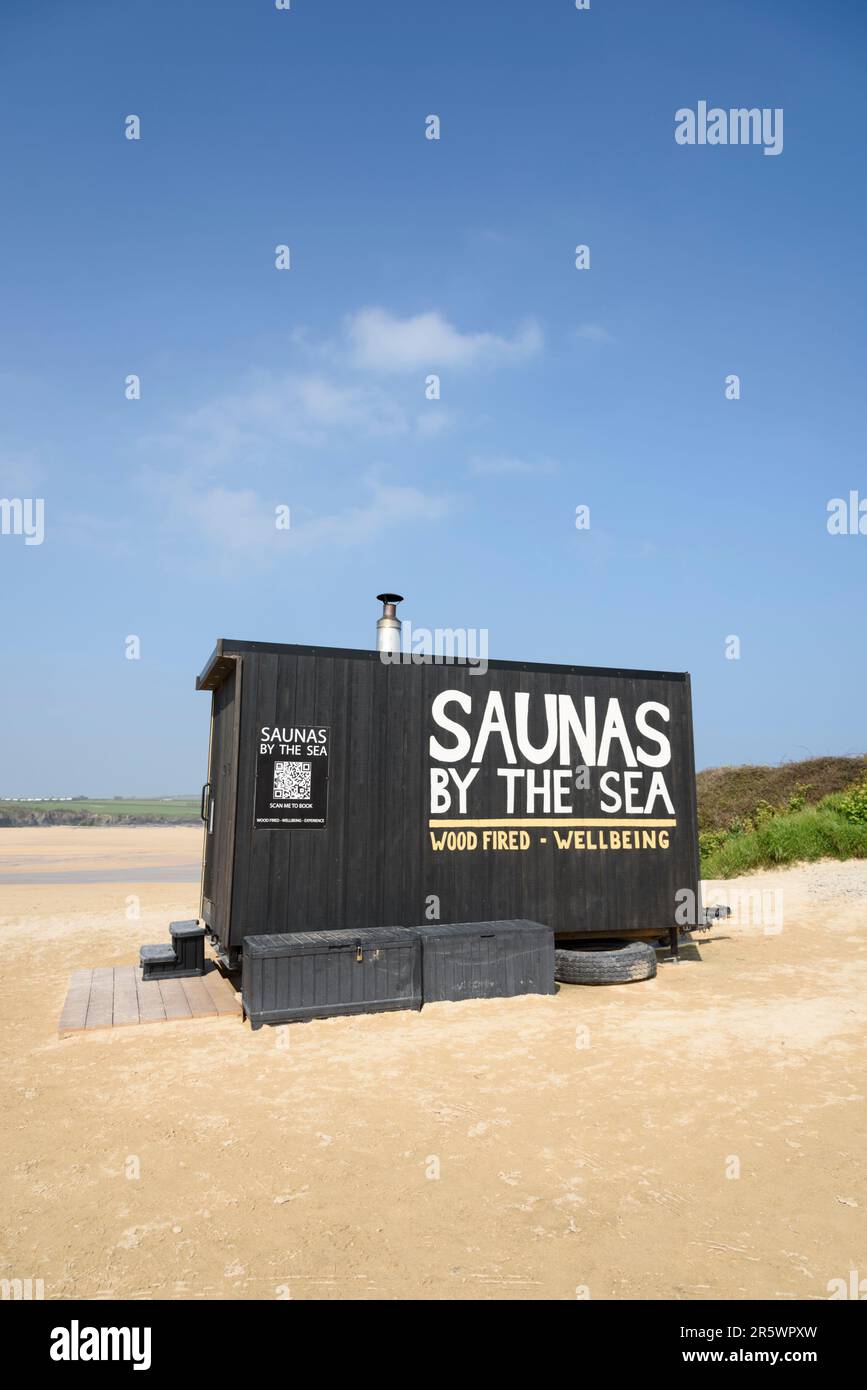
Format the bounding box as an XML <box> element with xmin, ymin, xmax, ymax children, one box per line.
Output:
<box><xmin>169</xmin><ymin>920</ymin><xmax>206</xmax><ymax>974</ymax></box>
<box><xmin>141</xmin><ymin>944</ymin><xmax>176</xmax><ymax>964</ymax></box>
<box><xmin>169</xmin><ymin>919</ymin><xmax>202</xmax><ymax>937</ymax></box>
<box><xmin>139</xmin><ymin>920</ymin><xmax>206</xmax><ymax>981</ymax></box>
<box><xmin>140</xmin><ymin>943</ymin><xmax>181</xmax><ymax>981</ymax></box>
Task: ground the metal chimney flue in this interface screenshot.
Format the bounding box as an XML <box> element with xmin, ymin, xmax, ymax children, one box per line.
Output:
<box><xmin>375</xmin><ymin>593</ymin><xmax>403</xmax><ymax>655</ymax></box>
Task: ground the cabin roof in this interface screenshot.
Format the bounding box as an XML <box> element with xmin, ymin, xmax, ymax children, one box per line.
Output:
<box><xmin>196</xmin><ymin>637</ymin><xmax>688</xmax><ymax>692</ymax></box>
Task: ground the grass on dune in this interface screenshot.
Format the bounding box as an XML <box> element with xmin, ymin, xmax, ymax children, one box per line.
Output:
<box><xmin>701</xmin><ymin>805</ymin><xmax>867</xmax><ymax>879</ymax></box>
<box><xmin>697</xmin><ymin>756</ymin><xmax>867</xmax><ymax>879</ymax></box>
<box><xmin>696</xmin><ymin>755</ymin><xmax>867</xmax><ymax>832</ymax></box>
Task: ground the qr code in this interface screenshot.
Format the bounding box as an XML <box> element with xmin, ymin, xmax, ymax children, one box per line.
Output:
<box><xmin>273</xmin><ymin>761</ymin><xmax>311</xmax><ymax>800</ymax></box>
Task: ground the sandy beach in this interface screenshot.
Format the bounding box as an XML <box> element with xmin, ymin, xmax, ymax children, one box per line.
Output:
<box><xmin>1</xmin><ymin>828</ymin><xmax>864</xmax><ymax>1301</ymax></box>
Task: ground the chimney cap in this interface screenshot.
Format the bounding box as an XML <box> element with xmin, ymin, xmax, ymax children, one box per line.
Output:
<box><xmin>376</xmin><ymin>592</ymin><xmax>404</xmax><ymax>605</ymax></box>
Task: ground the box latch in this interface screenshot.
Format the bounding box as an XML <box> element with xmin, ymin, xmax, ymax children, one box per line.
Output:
<box><xmin>356</xmin><ymin>944</ymin><xmax>364</xmax><ymax>962</ymax></box>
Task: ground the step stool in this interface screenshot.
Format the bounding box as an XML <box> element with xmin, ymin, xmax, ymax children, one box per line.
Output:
<box><xmin>140</xmin><ymin>920</ymin><xmax>206</xmax><ymax>980</ymax></box>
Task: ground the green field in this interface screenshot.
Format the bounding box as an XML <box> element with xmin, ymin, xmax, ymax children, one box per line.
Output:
<box><xmin>0</xmin><ymin>798</ymin><xmax>200</xmax><ymax>824</ymax></box>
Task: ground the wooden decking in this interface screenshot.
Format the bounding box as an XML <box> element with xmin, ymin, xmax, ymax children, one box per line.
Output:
<box><xmin>59</xmin><ymin>962</ymin><xmax>241</xmax><ymax>1035</ymax></box>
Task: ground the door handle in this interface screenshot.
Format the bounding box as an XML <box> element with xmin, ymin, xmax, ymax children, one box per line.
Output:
<box><xmin>200</xmin><ymin>782</ymin><xmax>211</xmax><ymax>822</ymax></box>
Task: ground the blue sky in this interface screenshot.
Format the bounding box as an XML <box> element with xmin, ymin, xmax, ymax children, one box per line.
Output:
<box><xmin>1</xmin><ymin>0</ymin><xmax>864</xmax><ymax>795</ymax></box>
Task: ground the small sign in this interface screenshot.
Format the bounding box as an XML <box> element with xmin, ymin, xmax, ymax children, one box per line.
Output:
<box><xmin>254</xmin><ymin>725</ymin><xmax>329</xmax><ymax>828</ymax></box>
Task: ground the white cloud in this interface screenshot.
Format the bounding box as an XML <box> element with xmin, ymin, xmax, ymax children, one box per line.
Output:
<box><xmin>468</xmin><ymin>455</ymin><xmax>558</xmax><ymax>477</ymax></box>
<box><xmin>182</xmin><ymin>486</ymin><xmax>276</xmax><ymax>553</ymax></box>
<box><xmin>137</xmin><ymin>309</ymin><xmax>511</xmax><ymax>553</ymax></box>
<box><xmin>0</xmin><ymin>451</ymin><xmax>42</xmax><ymax>495</ymax></box>
<box><xmin>57</xmin><ymin>510</ymin><xmax>135</xmax><ymax>556</ymax></box>
<box><xmin>346</xmin><ymin>308</ymin><xmax>542</xmax><ymax>372</ymax></box>
<box><xmin>415</xmin><ymin>407</ymin><xmax>455</xmax><ymax>438</ymax></box>
<box><xmin>169</xmin><ymin>371</ymin><xmax>409</xmax><ymax>475</ymax></box>
<box><xmin>172</xmin><ymin>477</ymin><xmax>454</xmax><ymax>560</ymax></box>
<box><xmin>571</xmin><ymin>323</ymin><xmax>614</xmax><ymax>344</ymax></box>
<box><xmin>291</xmin><ymin>479</ymin><xmax>452</xmax><ymax>553</ymax></box>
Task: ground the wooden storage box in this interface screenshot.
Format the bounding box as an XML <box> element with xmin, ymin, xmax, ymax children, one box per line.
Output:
<box><xmin>242</xmin><ymin>927</ymin><xmax>421</xmax><ymax>1028</ymax></box>
<box><xmin>417</xmin><ymin>919</ymin><xmax>555</xmax><ymax>1003</ymax></box>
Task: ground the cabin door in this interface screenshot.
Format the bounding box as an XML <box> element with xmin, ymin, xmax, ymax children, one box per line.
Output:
<box><xmin>200</xmin><ymin>662</ymin><xmax>241</xmax><ymax>947</ymax></box>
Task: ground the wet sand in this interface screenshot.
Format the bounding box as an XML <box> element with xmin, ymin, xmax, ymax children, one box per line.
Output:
<box><xmin>0</xmin><ymin>830</ymin><xmax>865</xmax><ymax>1301</ymax></box>
<box><xmin>0</xmin><ymin>867</ymin><xmax>200</xmax><ymax>884</ymax></box>
<box><xmin>0</xmin><ymin>826</ymin><xmax>203</xmax><ymax>874</ymax></box>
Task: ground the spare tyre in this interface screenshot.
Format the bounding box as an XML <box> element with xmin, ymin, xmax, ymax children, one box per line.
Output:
<box><xmin>555</xmin><ymin>939</ymin><xmax>657</xmax><ymax>985</ymax></box>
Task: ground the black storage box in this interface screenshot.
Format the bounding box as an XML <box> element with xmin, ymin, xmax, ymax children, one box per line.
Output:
<box><xmin>417</xmin><ymin>919</ymin><xmax>555</xmax><ymax>1003</ymax></box>
<box><xmin>242</xmin><ymin>927</ymin><xmax>421</xmax><ymax>1028</ymax></box>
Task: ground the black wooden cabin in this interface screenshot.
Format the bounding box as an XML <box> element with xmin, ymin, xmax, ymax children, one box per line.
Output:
<box><xmin>196</xmin><ymin>638</ymin><xmax>701</xmax><ymax>968</ymax></box>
